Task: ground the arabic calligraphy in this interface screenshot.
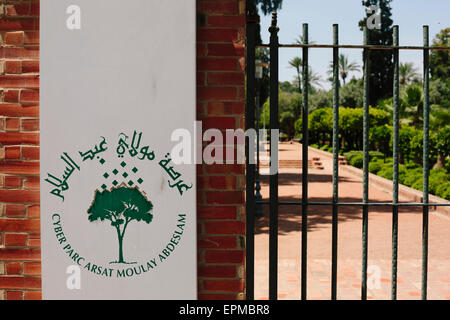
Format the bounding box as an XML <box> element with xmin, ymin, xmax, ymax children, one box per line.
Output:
<box><xmin>117</xmin><ymin>131</ymin><xmax>155</xmax><ymax>161</ymax></box>
<box><xmin>46</xmin><ymin>132</ymin><xmax>192</xmax><ymax>201</ymax></box>
<box><xmin>159</xmin><ymin>153</ymin><xmax>192</xmax><ymax>196</ymax></box>
<box><xmin>45</xmin><ymin>152</ymin><xmax>80</xmax><ymax>201</ymax></box>
<box><xmin>79</xmin><ymin>136</ymin><xmax>108</xmax><ymax>162</ymax></box>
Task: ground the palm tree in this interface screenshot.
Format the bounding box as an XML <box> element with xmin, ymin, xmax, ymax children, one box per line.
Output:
<box><xmin>289</xmin><ymin>56</ymin><xmax>322</xmax><ymax>91</ymax></box>
<box><xmin>295</xmin><ymin>35</ymin><xmax>316</xmax><ymax>45</ymax></box>
<box><xmin>400</xmin><ymin>84</ymin><xmax>423</xmax><ymax>128</ymax></box>
<box><xmin>288</xmin><ymin>57</ymin><xmax>302</xmax><ymax>93</ymax></box>
<box><xmin>305</xmin><ymin>68</ymin><xmax>322</xmax><ymax>88</ymax></box>
<box><xmin>328</xmin><ymin>54</ymin><xmax>360</xmax><ymax>85</ymax></box>
<box><xmin>399</xmin><ymin>62</ymin><xmax>419</xmax><ymax>85</ymax></box>
<box><xmin>289</xmin><ymin>34</ymin><xmax>317</xmax><ymax>93</ymax></box>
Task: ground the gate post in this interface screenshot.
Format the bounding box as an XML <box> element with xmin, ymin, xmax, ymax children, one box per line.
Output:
<box><xmin>245</xmin><ymin>0</ymin><xmax>257</xmax><ymax>301</ymax></box>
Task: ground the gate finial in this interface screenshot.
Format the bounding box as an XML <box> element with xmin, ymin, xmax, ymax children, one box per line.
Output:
<box><xmin>269</xmin><ymin>11</ymin><xmax>279</xmax><ymax>33</ymax></box>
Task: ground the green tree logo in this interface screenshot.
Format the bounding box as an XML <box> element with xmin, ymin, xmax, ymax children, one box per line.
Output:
<box><xmin>87</xmin><ymin>185</ymin><xmax>153</xmax><ymax>264</ymax></box>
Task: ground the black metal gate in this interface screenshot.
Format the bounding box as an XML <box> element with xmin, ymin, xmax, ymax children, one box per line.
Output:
<box><xmin>245</xmin><ymin>7</ymin><xmax>450</xmax><ymax>300</ymax></box>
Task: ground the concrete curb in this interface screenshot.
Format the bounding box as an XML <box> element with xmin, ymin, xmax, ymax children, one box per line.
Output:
<box><xmin>308</xmin><ymin>146</ymin><xmax>450</xmax><ymax>216</ymax></box>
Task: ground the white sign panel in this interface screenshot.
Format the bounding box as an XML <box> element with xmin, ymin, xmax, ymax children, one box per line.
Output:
<box><xmin>40</xmin><ymin>0</ymin><xmax>196</xmax><ymax>299</ymax></box>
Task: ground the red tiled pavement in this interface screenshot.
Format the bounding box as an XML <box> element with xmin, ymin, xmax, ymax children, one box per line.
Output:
<box><xmin>254</xmin><ymin>142</ymin><xmax>450</xmax><ymax>300</ymax></box>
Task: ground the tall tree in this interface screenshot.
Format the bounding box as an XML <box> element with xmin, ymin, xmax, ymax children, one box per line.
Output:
<box><xmin>248</xmin><ymin>0</ymin><xmax>283</xmax><ymax>118</ymax></box>
<box><xmin>287</xmin><ymin>57</ymin><xmax>302</xmax><ymax>119</ymax></box>
<box><xmin>401</xmin><ymin>84</ymin><xmax>423</xmax><ymax>128</ymax></box>
<box><xmin>399</xmin><ymin>62</ymin><xmax>419</xmax><ymax>85</ymax></box>
<box><xmin>328</xmin><ymin>54</ymin><xmax>361</xmax><ymax>85</ymax></box>
<box><xmin>359</xmin><ymin>0</ymin><xmax>394</xmax><ymax>106</ymax></box>
<box><xmin>430</xmin><ymin>28</ymin><xmax>450</xmax><ymax>81</ymax></box>
<box><xmin>289</xmin><ymin>57</ymin><xmax>322</xmax><ymax>91</ymax></box>
<box><xmin>255</xmin><ymin>0</ymin><xmax>283</xmax><ymax>15</ymax></box>
<box><xmin>434</xmin><ymin>126</ymin><xmax>450</xmax><ymax>169</ymax></box>
<box><xmin>288</xmin><ymin>57</ymin><xmax>303</xmax><ymax>93</ymax></box>
<box><xmin>250</xmin><ymin>1</ymin><xmax>283</xmax><ymax>44</ymax></box>
<box><xmin>295</xmin><ymin>34</ymin><xmax>316</xmax><ymax>46</ymax></box>
<box><xmin>306</xmin><ymin>68</ymin><xmax>322</xmax><ymax>89</ymax></box>
<box><xmin>256</xmin><ymin>47</ymin><xmax>270</xmax><ymax>110</ymax></box>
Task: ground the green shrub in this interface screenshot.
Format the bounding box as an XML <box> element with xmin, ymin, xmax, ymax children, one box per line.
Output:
<box><xmin>445</xmin><ymin>158</ymin><xmax>450</xmax><ymax>173</ymax></box>
<box><xmin>378</xmin><ymin>166</ymin><xmax>393</xmax><ymax>180</ymax></box>
<box><xmin>369</xmin><ymin>161</ymin><xmax>382</xmax><ymax>174</ymax></box>
<box><xmin>429</xmin><ymin>168</ymin><xmax>450</xmax><ymax>195</ymax></box>
<box><xmin>376</xmin><ymin>163</ymin><xmax>408</xmax><ymax>183</ymax></box>
<box><xmin>344</xmin><ymin>151</ymin><xmax>362</xmax><ymax>163</ymax></box>
<box><xmin>436</xmin><ymin>182</ymin><xmax>450</xmax><ymax>200</ymax></box>
<box><xmin>411</xmin><ymin>179</ymin><xmax>423</xmax><ymax>192</ymax></box>
<box><xmin>402</xmin><ymin>168</ymin><xmax>422</xmax><ymax>187</ymax></box>
<box><xmin>350</xmin><ymin>155</ymin><xmax>364</xmax><ymax>168</ymax></box>
<box><xmin>363</xmin><ymin>154</ymin><xmax>450</xmax><ymax>200</ymax></box>
<box><xmin>398</xmin><ymin>166</ymin><xmax>408</xmax><ymax>184</ymax></box>
<box><xmin>431</xmin><ymin>168</ymin><xmax>448</xmax><ymax>176</ymax></box>
<box><xmin>369</xmin><ymin>151</ymin><xmax>385</xmax><ymax>161</ymax></box>
<box><xmin>405</xmin><ymin>161</ymin><xmax>420</xmax><ymax>170</ymax></box>
<box><xmin>344</xmin><ymin>150</ymin><xmax>385</xmax><ymax>163</ymax></box>
<box><xmin>294</xmin><ymin>118</ymin><xmax>302</xmax><ymax>135</ymax></box>
<box><xmin>434</xmin><ymin>126</ymin><xmax>450</xmax><ymax>165</ymax></box>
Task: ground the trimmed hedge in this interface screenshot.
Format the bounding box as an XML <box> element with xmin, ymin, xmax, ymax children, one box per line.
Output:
<box><xmin>343</xmin><ymin>151</ymin><xmax>450</xmax><ymax>200</ymax></box>
<box><xmin>369</xmin><ymin>161</ymin><xmax>382</xmax><ymax>174</ymax></box>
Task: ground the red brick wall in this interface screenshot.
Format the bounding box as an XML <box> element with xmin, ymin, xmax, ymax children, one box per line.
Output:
<box><xmin>0</xmin><ymin>0</ymin><xmax>246</xmax><ymax>300</ymax></box>
<box><xmin>196</xmin><ymin>0</ymin><xmax>246</xmax><ymax>300</ymax></box>
<box><xmin>0</xmin><ymin>0</ymin><xmax>40</xmax><ymax>301</ymax></box>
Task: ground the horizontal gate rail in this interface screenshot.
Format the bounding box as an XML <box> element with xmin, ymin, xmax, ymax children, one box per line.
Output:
<box><xmin>246</xmin><ymin>9</ymin><xmax>450</xmax><ymax>300</ymax></box>
<box><xmin>257</xmin><ymin>44</ymin><xmax>450</xmax><ymax>50</ymax></box>
<box><xmin>255</xmin><ymin>201</ymin><xmax>450</xmax><ymax>207</ymax></box>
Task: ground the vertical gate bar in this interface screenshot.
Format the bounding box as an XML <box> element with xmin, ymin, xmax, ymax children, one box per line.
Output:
<box><xmin>331</xmin><ymin>23</ymin><xmax>339</xmax><ymax>301</ymax></box>
<box><xmin>301</xmin><ymin>23</ymin><xmax>309</xmax><ymax>300</ymax></box>
<box><xmin>421</xmin><ymin>25</ymin><xmax>430</xmax><ymax>301</ymax></box>
<box><xmin>269</xmin><ymin>11</ymin><xmax>279</xmax><ymax>301</ymax></box>
<box><xmin>391</xmin><ymin>25</ymin><xmax>400</xmax><ymax>300</ymax></box>
<box><xmin>361</xmin><ymin>26</ymin><xmax>369</xmax><ymax>301</ymax></box>
<box><xmin>245</xmin><ymin>1</ymin><xmax>257</xmax><ymax>300</ymax></box>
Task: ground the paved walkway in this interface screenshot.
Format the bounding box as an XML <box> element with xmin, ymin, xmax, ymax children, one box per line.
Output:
<box><xmin>255</xmin><ymin>142</ymin><xmax>450</xmax><ymax>300</ymax></box>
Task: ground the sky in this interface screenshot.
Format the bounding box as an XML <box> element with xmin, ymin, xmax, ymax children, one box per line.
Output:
<box><xmin>259</xmin><ymin>0</ymin><xmax>450</xmax><ymax>90</ymax></box>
